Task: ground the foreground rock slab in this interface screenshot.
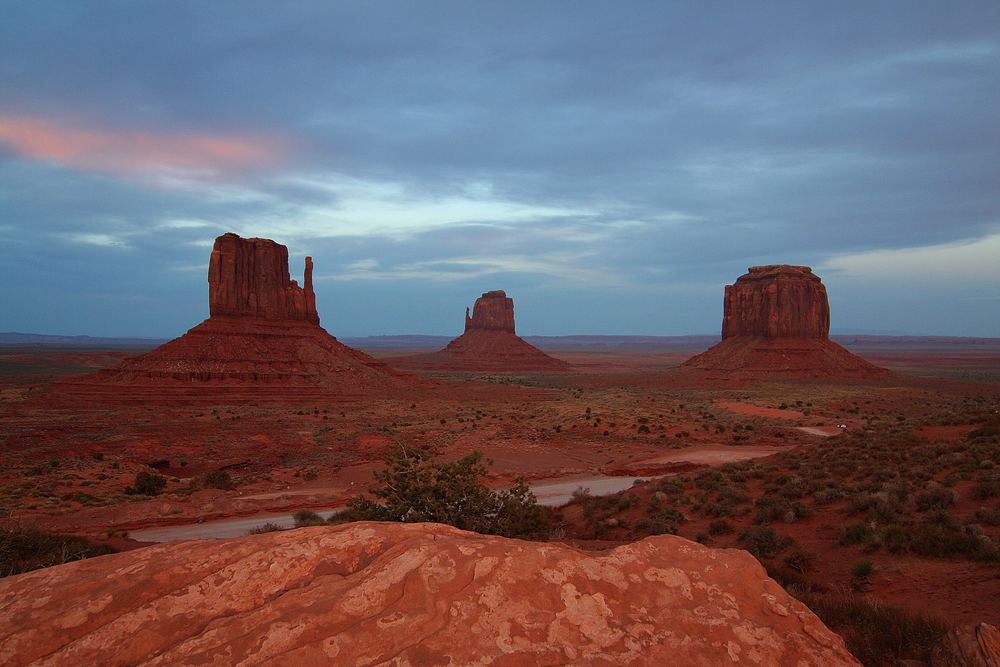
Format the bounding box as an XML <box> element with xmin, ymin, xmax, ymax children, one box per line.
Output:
<box><xmin>0</xmin><ymin>522</ymin><xmax>858</xmax><ymax>666</ymax></box>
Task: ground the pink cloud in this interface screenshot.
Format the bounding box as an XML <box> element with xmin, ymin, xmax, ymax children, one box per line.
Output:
<box><xmin>0</xmin><ymin>114</ymin><xmax>287</xmax><ymax>177</ymax></box>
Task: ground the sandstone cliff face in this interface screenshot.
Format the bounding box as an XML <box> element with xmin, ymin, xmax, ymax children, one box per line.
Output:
<box><xmin>683</xmin><ymin>265</ymin><xmax>888</xmax><ymax>379</ymax></box>
<box><xmin>0</xmin><ymin>522</ymin><xmax>859</xmax><ymax>666</ymax></box>
<box><xmin>465</xmin><ymin>289</ymin><xmax>516</xmax><ymax>333</ymax></box>
<box><xmin>722</xmin><ymin>265</ymin><xmax>829</xmax><ymax>339</ymax></box>
<box><xmin>208</xmin><ymin>233</ymin><xmax>319</xmax><ymax>324</ymax></box>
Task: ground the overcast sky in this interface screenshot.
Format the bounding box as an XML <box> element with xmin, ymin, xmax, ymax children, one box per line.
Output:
<box><xmin>1</xmin><ymin>1</ymin><xmax>998</xmax><ymax>337</ymax></box>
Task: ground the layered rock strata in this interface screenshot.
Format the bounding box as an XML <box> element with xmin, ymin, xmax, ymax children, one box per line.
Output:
<box><xmin>208</xmin><ymin>233</ymin><xmax>318</xmax><ymax>324</ymax></box>
<box><xmin>0</xmin><ymin>522</ymin><xmax>859</xmax><ymax>666</ymax></box>
<box><xmin>683</xmin><ymin>265</ymin><xmax>888</xmax><ymax>380</ymax></box>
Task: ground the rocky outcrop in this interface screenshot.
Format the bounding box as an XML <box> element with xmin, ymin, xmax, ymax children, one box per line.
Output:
<box><xmin>208</xmin><ymin>233</ymin><xmax>318</xmax><ymax>324</ymax></box>
<box><xmin>0</xmin><ymin>522</ymin><xmax>859</xmax><ymax>666</ymax></box>
<box><xmin>722</xmin><ymin>265</ymin><xmax>828</xmax><ymax>339</ymax></box>
<box><xmin>388</xmin><ymin>290</ymin><xmax>570</xmax><ymax>372</ymax></box>
<box><xmin>465</xmin><ymin>290</ymin><xmax>516</xmax><ymax>333</ymax></box>
<box><xmin>683</xmin><ymin>265</ymin><xmax>888</xmax><ymax>380</ymax></box>
<box><xmin>935</xmin><ymin>623</ymin><xmax>1000</xmax><ymax>666</ymax></box>
<box><xmin>59</xmin><ymin>233</ymin><xmax>417</xmax><ymax>401</ymax></box>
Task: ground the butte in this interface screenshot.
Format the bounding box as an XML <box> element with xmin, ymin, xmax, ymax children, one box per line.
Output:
<box><xmin>682</xmin><ymin>265</ymin><xmax>889</xmax><ymax>380</ymax></box>
<box><xmin>388</xmin><ymin>290</ymin><xmax>570</xmax><ymax>372</ymax></box>
<box><xmin>59</xmin><ymin>233</ymin><xmax>416</xmax><ymax>402</ymax></box>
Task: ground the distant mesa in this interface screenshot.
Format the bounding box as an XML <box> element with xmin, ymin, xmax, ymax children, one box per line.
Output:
<box><xmin>388</xmin><ymin>290</ymin><xmax>571</xmax><ymax>372</ymax></box>
<box><xmin>59</xmin><ymin>233</ymin><xmax>417</xmax><ymax>401</ymax></box>
<box><xmin>683</xmin><ymin>265</ymin><xmax>890</xmax><ymax>380</ymax></box>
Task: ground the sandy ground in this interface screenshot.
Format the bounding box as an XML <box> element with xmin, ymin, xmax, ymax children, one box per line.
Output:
<box><xmin>2</xmin><ymin>340</ymin><xmax>1000</xmax><ymax>629</ymax></box>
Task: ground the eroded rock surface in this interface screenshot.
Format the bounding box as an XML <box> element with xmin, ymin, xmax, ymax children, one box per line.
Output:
<box><xmin>935</xmin><ymin>623</ymin><xmax>1000</xmax><ymax>666</ymax></box>
<box><xmin>209</xmin><ymin>233</ymin><xmax>319</xmax><ymax>324</ymax></box>
<box><xmin>0</xmin><ymin>522</ymin><xmax>858</xmax><ymax>666</ymax></box>
<box><xmin>722</xmin><ymin>265</ymin><xmax>828</xmax><ymax>339</ymax></box>
<box><xmin>465</xmin><ymin>290</ymin><xmax>516</xmax><ymax>333</ymax></box>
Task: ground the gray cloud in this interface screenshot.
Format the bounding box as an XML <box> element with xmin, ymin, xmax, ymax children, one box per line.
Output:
<box><xmin>1</xmin><ymin>1</ymin><xmax>998</xmax><ymax>336</ymax></box>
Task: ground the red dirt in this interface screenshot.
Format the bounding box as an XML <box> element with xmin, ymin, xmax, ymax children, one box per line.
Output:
<box><xmin>2</xmin><ymin>336</ymin><xmax>999</xmax><ymax>638</ymax></box>
<box><xmin>718</xmin><ymin>400</ymin><xmax>806</xmax><ymax>420</ymax></box>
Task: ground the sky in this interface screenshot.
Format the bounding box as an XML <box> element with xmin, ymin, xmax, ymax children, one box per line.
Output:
<box><xmin>1</xmin><ymin>1</ymin><xmax>998</xmax><ymax>338</ymax></box>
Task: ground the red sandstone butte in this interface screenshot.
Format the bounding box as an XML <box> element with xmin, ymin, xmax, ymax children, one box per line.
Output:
<box><xmin>389</xmin><ymin>290</ymin><xmax>571</xmax><ymax>372</ymax></box>
<box><xmin>722</xmin><ymin>265</ymin><xmax>829</xmax><ymax>339</ymax></box>
<box><xmin>0</xmin><ymin>522</ymin><xmax>859</xmax><ymax>666</ymax></box>
<box><xmin>208</xmin><ymin>233</ymin><xmax>318</xmax><ymax>324</ymax></box>
<box><xmin>683</xmin><ymin>265</ymin><xmax>889</xmax><ymax>380</ymax></box>
<box><xmin>58</xmin><ymin>233</ymin><xmax>416</xmax><ymax>401</ymax></box>
<box><xmin>465</xmin><ymin>289</ymin><xmax>516</xmax><ymax>332</ymax></box>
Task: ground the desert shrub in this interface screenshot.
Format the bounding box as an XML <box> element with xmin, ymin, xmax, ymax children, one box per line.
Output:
<box><xmin>708</xmin><ymin>519</ymin><xmax>733</xmax><ymax>535</ymax></box>
<box><xmin>692</xmin><ymin>469</ymin><xmax>724</xmax><ymax>491</ymax></box>
<box><xmin>969</xmin><ymin>416</ymin><xmax>1000</xmax><ymax>441</ymax></box>
<box><xmin>813</xmin><ymin>487</ymin><xmax>846</xmax><ymax>505</ymax></box>
<box><xmin>714</xmin><ymin>484</ymin><xmax>750</xmax><ymax>506</ymax></box>
<box><xmin>903</xmin><ymin>513</ymin><xmax>999</xmax><ymax>562</ymax></box>
<box><xmin>125</xmin><ymin>471</ymin><xmax>166</xmax><ymax>496</ymax></box>
<box><xmin>973</xmin><ymin>472</ymin><xmax>999</xmax><ymax>500</ymax></box>
<box><xmin>340</xmin><ymin>446</ymin><xmax>550</xmax><ymax>540</ymax></box>
<box><xmin>975</xmin><ymin>505</ymin><xmax>1000</xmax><ymax>526</ymax></box>
<box><xmin>776</xmin><ymin>476</ymin><xmax>808</xmax><ymax>499</ymax></box>
<box><xmin>851</xmin><ymin>559</ymin><xmax>874</xmax><ymax>578</ymax></box>
<box><xmin>0</xmin><ymin>525</ymin><xmax>116</xmax><ymax>578</ymax></box>
<box><xmin>643</xmin><ymin>506</ymin><xmax>684</xmax><ymax>535</ymax></box>
<box><xmin>655</xmin><ymin>477</ymin><xmax>684</xmax><ymax>496</ymax></box>
<box><xmin>782</xmin><ymin>548</ymin><xmax>815</xmax><ymax>573</ymax></box>
<box><xmin>703</xmin><ymin>501</ymin><xmax>735</xmax><ymax>517</ymax></box>
<box><xmin>203</xmin><ymin>470</ymin><xmax>234</xmax><ymax>490</ymax></box>
<box><xmin>802</xmin><ymin>589</ymin><xmax>950</xmax><ymax>666</ymax></box>
<box><xmin>293</xmin><ymin>510</ymin><xmax>325</xmax><ymax>527</ymax></box>
<box><xmin>739</xmin><ymin>525</ymin><xmax>790</xmax><ymax>559</ymax></box>
<box><xmin>247</xmin><ymin>522</ymin><xmax>282</xmax><ymax>535</ymax></box>
<box><xmin>840</xmin><ymin>522</ymin><xmax>876</xmax><ymax>547</ymax></box>
<box><xmin>915</xmin><ymin>486</ymin><xmax>955</xmax><ymax>512</ymax></box>
<box><xmin>753</xmin><ymin>496</ymin><xmax>789</xmax><ymax>524</ymax></box>
<box><xmin>753</xmin><ymin>496</ymin><xmax>810</xmax><ymax>524</ymax></box>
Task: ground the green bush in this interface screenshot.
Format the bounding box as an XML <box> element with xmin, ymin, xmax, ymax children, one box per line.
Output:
<box><xmin>851</xmin><ymin>559</ymin><xmax>874</xmax><ymax>578</ymax></box>
<box><xmin>802</xmin><ymin>589</ymin><xmax>950</xmax><ymax>666</ymax></box>
<box><xmin>203</xmin><ymin>470</ymin><xmax>234</xmax><ymax>490</ymax></box>
<box><xmin>708</xmin><ymin>519</ymin><xmax>733</xmax><ymax>535</ymax></box>
<box><xmin>247</xmin><ymin>522</ymin><xmax>282</xmax><ymax>535</ymax></box>
<box><xmin>339</xmin><ymin>446</ymin><xmax>550</xmax><ymax>540</ymax></box>
<box><xmin>739</xmin><ymin>525</ymin><xmax>790</xmax><ymax>559</ymax></box>
<box><xmin>293</xmin><ymin>510</ymin><xmax>325</xmax><ymax>527</ymax></box>
<box><xmin>973</xmin><ymin>472</ymin><xmax>999</xmax><ymax>500</ymax></box>
<box><xmin>125</xmin><ymin>471</ymin><xmax>166</xmax><ymax>496</ymax></box>
<box><xmin>782</xmin><ymin>548</ymin><xmax>815</xmax><ymax>573</ymax></box>
<box><xmin>915</xmin><ymin>486</ymin><xmax>955</xmax><ymax>512</ymax></box>
<box><xmin>1</xmin><ymin>525</ymin><xmax>116</xmax><ymax>578</ymax></box>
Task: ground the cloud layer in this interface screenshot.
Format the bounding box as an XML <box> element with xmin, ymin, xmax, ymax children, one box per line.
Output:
<box><xmin>1</xmin><ymin>2</ymin><xmax>998</xmax><ymax>336</ymax></box>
